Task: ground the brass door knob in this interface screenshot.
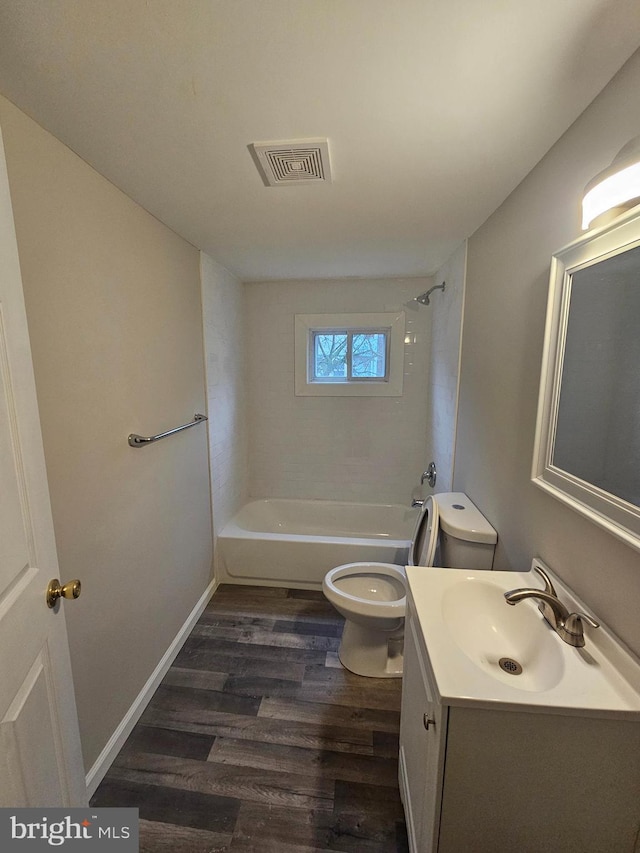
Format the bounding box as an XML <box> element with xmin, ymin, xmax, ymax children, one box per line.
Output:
<box><xmin>46</xmin><ymin>578</ymin><xmax>81</xmax><ymax>609</ymax></box>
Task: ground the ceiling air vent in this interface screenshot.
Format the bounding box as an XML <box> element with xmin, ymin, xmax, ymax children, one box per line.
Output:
<box><xmin>250</xmin><ymin>138</ymin><xmax>332</xmax><ymax>186</ymax></box>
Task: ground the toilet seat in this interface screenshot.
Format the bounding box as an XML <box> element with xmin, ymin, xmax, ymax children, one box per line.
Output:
<box><xmin>323</xmin><ymin>498</ymin><xmax>440</xmax><ymax>629</ymax></box>
<box><xmin>410</xmin><ymin>495</ymin><xmax>439</xmax><ymax>567</ymax></box>
<box><xmin>323</xmin><ymin>562</ymin><xmax>406</xmax><ymax>619</ymax></box>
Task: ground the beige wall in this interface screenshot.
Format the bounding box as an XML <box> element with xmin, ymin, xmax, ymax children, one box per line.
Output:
<box><xmin>455</xmin><ymin>50</ymin><xmax>640</xmax><ymax>655</ymax></box>
<box><xmin>0</xmin><ymin>96</ymin><xmax>213</xmax><ymax>771</ymax></box>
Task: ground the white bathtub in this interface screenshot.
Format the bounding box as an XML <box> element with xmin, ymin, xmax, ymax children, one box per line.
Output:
<box><xmin>217</xmin><ymin>498</ymin><xmax>419</xmax><ymax>587</ymax></box>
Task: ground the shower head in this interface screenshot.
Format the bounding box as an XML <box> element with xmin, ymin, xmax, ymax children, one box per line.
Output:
<box><xmin>415</xmin><ymin>282</ymin><xmax>446</xmax><ymax>306</ymax></box>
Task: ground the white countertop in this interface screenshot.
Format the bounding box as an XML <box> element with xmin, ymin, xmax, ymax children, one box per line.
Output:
<box><xmin>406</xmin><ymin>562</ymin><xmax>640</xmax><ymax>720</ymax></box>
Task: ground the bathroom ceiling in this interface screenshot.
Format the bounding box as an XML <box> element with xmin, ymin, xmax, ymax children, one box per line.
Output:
<box><xmin>0</xmin><ymin>1</ymin><xmax>639</xmax><ymax>281</ymax></box>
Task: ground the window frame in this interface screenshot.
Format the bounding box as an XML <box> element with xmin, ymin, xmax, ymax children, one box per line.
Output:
<box><xmin>294</xmin><ymin>312</ymin><xmax>405</xmax><ymax>397</ymax></box>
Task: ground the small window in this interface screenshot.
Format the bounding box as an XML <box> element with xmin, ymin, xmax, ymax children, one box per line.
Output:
<box><xmin>295</xmin><ymin>312</ymin><xmax>405</xmax><ymax>396</ymax></box>
<box><xmin>311</xmin><ymin>329</ymin><xmax>389</xmax><ymax>382</ymax></box>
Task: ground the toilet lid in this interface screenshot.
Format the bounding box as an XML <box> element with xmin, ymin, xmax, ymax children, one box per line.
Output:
<box><xmin>410</xmin><ymin>496</ymin><xmax>439</xmax><ymax>566</ymax></box>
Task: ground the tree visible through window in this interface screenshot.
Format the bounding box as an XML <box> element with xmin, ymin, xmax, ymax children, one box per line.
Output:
<box><xmin>296</xmin><ymin>312</ymin><xmax>404</xmax><ymax>396</ymax></box>
<box><xmin>312</xmin><ymin>329</ymin><xmax>388</xmax><ymax>381</ymax></box>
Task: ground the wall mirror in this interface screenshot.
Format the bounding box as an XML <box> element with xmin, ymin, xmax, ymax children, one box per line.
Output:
<box><xmin>532</xmin><ymin>204</ymin><xmax>640</xmax><ymax>552</ymax></box>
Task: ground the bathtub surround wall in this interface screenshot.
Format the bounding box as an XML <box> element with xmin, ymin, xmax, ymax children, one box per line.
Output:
<box><xmin>425</xmin><ymin>242</ymin><xmax>467</xmax><ymax>493</ymax></box>
<box><xmin>0</xmin><ymin>96</ymin><xmax>213</xmax><ymax>777</ymax></box>
<box><xmin>200</xmin><ymin>254</ymin><xmax>248</xmax><ymax>538</ymax></box>
<box><xmin>455</xmin><ymin>48</ymin><xmax>640</xmax><ymax>657</ymax></box>
<box><xmin>245</xmin><ymin>277</ymin><xmax>432</xmax><ymax>505</ymax></box>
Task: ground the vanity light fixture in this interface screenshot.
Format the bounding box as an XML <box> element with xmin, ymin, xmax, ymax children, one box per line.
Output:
<box><xmin>582</xmin><ymin>135</ymin><xmax>640</xmax><ymax>230</ymax></box>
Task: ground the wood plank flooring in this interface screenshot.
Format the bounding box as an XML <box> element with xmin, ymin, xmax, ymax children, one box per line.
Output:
<box><xmin>91</xmin><ymin>584</ymin><xmax>409</xmax><ymax>852</ymax></box>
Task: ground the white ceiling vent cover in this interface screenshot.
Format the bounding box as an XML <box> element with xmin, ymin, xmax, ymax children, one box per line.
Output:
<box><xmin>251</xmin><ymin>138</ymin><xmax>331</xmax><ymax>186</ymax></box>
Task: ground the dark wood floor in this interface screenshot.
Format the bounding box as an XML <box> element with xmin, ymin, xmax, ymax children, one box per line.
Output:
<box><xmin>91</xmin><ymin>584</ymin><xmax>409</xmax><ymax>852</ymax></box>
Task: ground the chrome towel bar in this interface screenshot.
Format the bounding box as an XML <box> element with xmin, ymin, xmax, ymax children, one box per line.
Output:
<box><xmin>128</xmin><ymin>413</ymin><xmax>208</xmax><ymax>448</ymax></box>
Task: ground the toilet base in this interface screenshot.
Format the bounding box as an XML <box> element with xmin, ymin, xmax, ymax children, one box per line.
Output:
<box><xmin>338</xmin><ymin>618</ymin><xmax>404</xmax><ymax>678</ymax></box>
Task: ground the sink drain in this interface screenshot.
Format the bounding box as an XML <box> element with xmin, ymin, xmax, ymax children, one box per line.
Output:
<box><xmin>498</xmin><ymin>657</ymin><xmax>523</xmax><ymax>675</ymax></box>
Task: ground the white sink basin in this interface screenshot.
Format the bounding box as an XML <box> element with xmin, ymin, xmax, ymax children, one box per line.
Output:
<box><xmin>406</xmin><ymin>560</ymin><xmax>640</xmax><ymax>718</ymax></box>
<box><xmin>441</xmin><ymin>577</ymin><xmax>565</xmax><ymax>692</ymax></box>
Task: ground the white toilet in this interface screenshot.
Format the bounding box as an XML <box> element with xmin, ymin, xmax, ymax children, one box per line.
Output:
<box><xmin>322</xmin><ymin>492</ymin><xmax>497</xmax><ymax>678</ymax></box>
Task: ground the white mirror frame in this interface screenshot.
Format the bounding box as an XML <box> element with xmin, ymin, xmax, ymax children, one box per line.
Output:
<box><xmin>532</xmin><ymin>204</ymin><xmax>640</xmax><ymax>552</ymax></box>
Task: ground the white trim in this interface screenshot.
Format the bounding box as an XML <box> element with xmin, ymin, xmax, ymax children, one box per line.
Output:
<box><xmin>85</xmin><ymin>577</ymin><xmax>218</xmax><ymax>798</ymax></box>
<box><xmin>294</xmin><ymin>311</ymin><xmax>405</xmax><ymax>396</ymax></box>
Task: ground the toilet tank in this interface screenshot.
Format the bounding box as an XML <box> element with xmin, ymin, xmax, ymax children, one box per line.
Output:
<box><xmin>435</xmin><ymin>492</ymin><xmax>497</xmax><ymax>570</ymax></box>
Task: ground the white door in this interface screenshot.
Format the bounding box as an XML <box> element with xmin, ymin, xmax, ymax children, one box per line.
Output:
<box><xmin>0</xmin><ymin>125</ymin><xmax>86</xmax><ymax>806</ymax></box>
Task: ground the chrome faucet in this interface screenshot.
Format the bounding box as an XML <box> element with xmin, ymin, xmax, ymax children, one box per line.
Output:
<box><xmin>504</xmin><ymin>565</ymin><xmax>599</xmax><ymax>648</ymax></box>
<box><xmin>413</xmin><ymin>462</ymin><xmax>437</xmax><ymax>506</ymax></box>
<box><xmin>421</xmin><ymin>462</ymin><xmax>437</xmax><ymax>489</ymax></box>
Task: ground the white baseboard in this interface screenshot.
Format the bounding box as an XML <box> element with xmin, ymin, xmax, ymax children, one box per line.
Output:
<box><xmin>85</xmin><ymin>577</ymin><xmax>218</xmax><ymax>798</ymax></box>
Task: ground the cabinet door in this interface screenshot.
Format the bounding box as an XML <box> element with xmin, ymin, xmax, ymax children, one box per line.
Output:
<box><xmin>399</xmin><ymin>608</ymin><xmax>446</xmax><ymax>853</ymax></box>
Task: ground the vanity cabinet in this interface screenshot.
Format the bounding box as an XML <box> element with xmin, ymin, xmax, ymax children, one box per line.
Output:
<box><xmin>399</xmin><ymin>608</ymin><xmax>446</xmax><ymax>852</ymax></box>
<box><xmin>399</xmin><ymin>598</ymin><xmax>640</xmax><ymax>853</ymax></box>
